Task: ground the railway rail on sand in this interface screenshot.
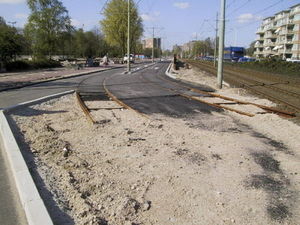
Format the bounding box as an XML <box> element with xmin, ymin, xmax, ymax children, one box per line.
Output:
<box><xmin>74</xmin><ymin>62</ymin><xmax>297</xmax><ymax>124</ymax></box>
<box><xmin>185</xmin><ymin>59</ymin><xmax>299</xmax><ymax>118</ymax></box>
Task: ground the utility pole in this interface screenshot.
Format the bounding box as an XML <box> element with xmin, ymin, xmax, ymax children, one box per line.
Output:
<box><xmin>205</xmin><ymin>16</ymin><xmax>218</xmax><ymax>67</ymax></box>
<box><xmin>214</xmin><ymin>12</ymin><xmax>219</xmax><ymax>67</ymax></box>
<box><xmin>146</xmin><ymin>27</ymin><xmax>163</xmax><ymax>63</ymax></box>
<box><xmin>152</xmin><ymin>27</ymin><xmax>154</xmax><ymax>63</ymax></box>
<box><xmin>127</xmin><ymin>0</ymin><xmax>131</xmax><ymax>73</ymax></box>
<box><xmin>217</xmin><ymin>0</ymin><xmax>226</xmax><ymax>89</ymax></box>
<box><xmin>195</xmin><ymin>33</ymin><xmax>198</xmax><ymax>60</ymax></box>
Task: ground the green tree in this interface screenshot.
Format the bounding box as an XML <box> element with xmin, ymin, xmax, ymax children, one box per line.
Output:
<box><xmin>25</xmin><ymin>0</ymin><xmax>73</xmax><ymax>59</ymax></box>
<box><xmin>100</xmin><ymin>0</ymin><xmax>143</xmax><ymax>56</ymax></box>
<box><xmin>247</xmin><ymin>41</ymin><xmax>256</xmax><ymax>56</ymax></box>
<box><xmin>56</xmin><ymin>28</ymin><xmax>76</xmax><ymax>58</ymax></box>
<box><xmin>0</xmin><ymin>17</ymin><xmax>25</xmax><ymax>67</ymax></box>
<box><xmin>162</xmin><ymin>49</ymin><xmax>171</xmax><ymax>58</ymax></box>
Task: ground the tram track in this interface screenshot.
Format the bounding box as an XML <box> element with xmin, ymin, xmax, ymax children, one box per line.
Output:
<box><xmin>144</xmin><ymin>64</ymin><xmax>295</xmax><ymax>118</ymax></box>
<box><xmin>75</xmin><ymin>61</ymin><xmax>297</xmax><ymax>123</ymax></box>
<box><xmin>185</xmin><ymin>60</ymin><xmax>300</xmax><ymax>116</ymax></box>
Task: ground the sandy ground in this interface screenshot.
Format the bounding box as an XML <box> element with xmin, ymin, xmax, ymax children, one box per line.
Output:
<box><xmin>8</xmin><ymin>65</ymin><xmax>300</xmax><ymax>225</ymax></box>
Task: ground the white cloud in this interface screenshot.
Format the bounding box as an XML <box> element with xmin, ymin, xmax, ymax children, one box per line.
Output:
<box><xmin>15</xmin><ymin>13</ymin><xmax>28</xmax><ymax>19</ymax></box>
<box><xmin>237</xmin><ymin>13</ymin><xmax>264</xmax><ymax>23</ymax></box>
<box><xmin>174</xmin><ymin>2</ymin><xmax>189</xmax><ymax>10</ymax></box>
<box><xmin>71</xmin><ymin>19</ymin><xmax>83</xmax><ymax>28</ymax></box>
<box><xmin>141</xmin><ymin>14</ymin><xmax>152</xmax><ymax>22</ymax></box>
<box><xmin>237</xmin><ymin>13</ymin><xmax>254</xmax><ymax>23</ymax></box>
<box><xmin>0</xmin><ymin>0</ymin><xmax>25</xmax><ymax>4</ymax></box>
<box><xmin>141</xmin><ymin>11</ymin><xmax>160</xmax><ymax>22</ymax></box>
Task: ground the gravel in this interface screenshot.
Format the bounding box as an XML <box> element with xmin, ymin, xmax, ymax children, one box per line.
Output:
<box><xmin>7</xmin><ymin>65</ymin><xmax>300</xmax><ymax>225</ymax></box>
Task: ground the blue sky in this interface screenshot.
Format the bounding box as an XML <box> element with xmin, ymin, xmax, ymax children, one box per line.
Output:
<box><xmin>0</xmin><ymin>0</ymin><xmax>299</xmax><ymax>50</ymax></box>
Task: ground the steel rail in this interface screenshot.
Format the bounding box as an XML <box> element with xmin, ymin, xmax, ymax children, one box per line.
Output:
<box><xmin>185</xmin><ymin>60</ymin><xmax>298</xmax><ymax>117</ymax></box>
<box><xmin>155</xmin><ymin>69</ymin><xmax>295</xmax><ymax>117</ymax></box>
<box><xmin>74</xmin><ymin>63</ymin><xmax>153</xmax><ymax>122</ymax></box>
<box><xmin>221</xmin><ymin>69</ymin><xmax>300</xmax><ymax>99</ymax></box>
<box><xmin>139</xmin><ymin>70</ymin><xmax>256</xmax><ymax>117</ymax></box>
<box><xmin>224</xmin><ymin>76</ymin><xmax>299</xmax><ymax>116</ymax></box>
<box><xmin>75</xmin><ymin>90</ymin><xmax>97</xmax><ymax>124</ymax></box>
<box><xmin>102</xmin><ymin>75</ymin><xmax>149</xmax><ymax>119</ymax></box>
<box><xmin>187</xmin><ymin>59</ymin><xmax>300</xmax><ymax>85</ymax></box>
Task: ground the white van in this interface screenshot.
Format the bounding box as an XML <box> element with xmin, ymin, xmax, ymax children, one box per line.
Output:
<box><xmin>123</xmin><ymin>54</ymin><xmax>135</xmax><ymax>63</ymax></box>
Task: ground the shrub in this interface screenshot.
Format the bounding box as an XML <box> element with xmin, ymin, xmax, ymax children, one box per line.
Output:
<box><xmin>234</xmin><ymin>60</ymin><xmax>299</xmax><ymax>78</ymax></box>
<box><xmin>5</xmin><ymin>61</ymin><xmax>30</xmax><ymax>71</ymax></box>
<box><xmin>5</xmin><ymin>59</ymin><xmax>62</xmax><ymax>71</ymax></box>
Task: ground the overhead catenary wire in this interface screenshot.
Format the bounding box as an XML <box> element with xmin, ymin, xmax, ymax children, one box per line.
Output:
<box><xmin>226</xmin><ymin>0</ymin><xmax>235</xmax><ymax>9</ymax></box>
<box><xmin>226</xmin><ymin>0</ymin><xmax>251</xmax><ymax>18</ymax></box>
<box><xmin>225</xmin><ymin>0</ymin><xmax>285</xmax><ymax>34</ymax></box>
<box><xmin>99</xmin><ymin>0</ymin><xmax>109</xmax><ymax>14</ymax></box>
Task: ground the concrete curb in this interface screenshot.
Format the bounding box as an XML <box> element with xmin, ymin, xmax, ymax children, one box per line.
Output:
<box><xmin>0</xmin><ymin>90</ymin><xmax>74</xmax><ymax>225</ymax></box>
<box><xmin>165</xmin><ymin>62</ymin><xmax>177</xmax><ymax>79</ymax></box>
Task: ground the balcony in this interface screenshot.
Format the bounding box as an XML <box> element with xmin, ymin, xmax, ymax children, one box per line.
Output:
<box><xmin>264</xmin><ymin>50</ymin><xmax>277</xmax><ymax>55</ymax></box>
<box><xmin>281</xmin><ymin>29</ymin><xmax>294</xmax><ymax>35</ymax></box>
<box><xmin>256</xmin><ymin>28</ymin><xmax>265</xmax><ymax>34</ymax></box>
<box><xmin>254</xmin><ymin>50</ymin><xmax>264</xmax><ymax>55</ymax></box>
<box><xmin>265</xmin><ymin>33</ymin><xmax>277</xmax><ymax>38</ymax></box>
<box><xmin>255</xmin><ymin>36</ymin><xmax>264</xmax><ymax>41</ymax></box>
<box><xmin>254</xmin><ymin>43</ymin><xmax>264</xmax><ymax>48</ymax></box>
<box><xmin>278</xmin><ymin>49</ymin><xmax>293</xmax><ymax>54</ymax></box>
<box><xmin>264</xmin><ymin>42</ymin><xmax>275</xmax><ymax>46</ymax></box>
<box><xmin>266</xmin><ymin>25</ymin><xmax>277</xmax><ymax>31</ymax></box>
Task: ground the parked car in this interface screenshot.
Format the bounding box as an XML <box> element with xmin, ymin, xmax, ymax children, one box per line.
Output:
<box><xmin>238</xmin><ymin>57</ymin><xmax>256</xmax><ymax>62</ymax></box>
<box><xmin>286</xmin><ymin>58</ymin><xmax>300</xmax><ymax>63</ymax></box>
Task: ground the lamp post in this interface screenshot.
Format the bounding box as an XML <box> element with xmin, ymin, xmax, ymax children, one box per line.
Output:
<box><xmin>217</xmin><ymin>0</ymin><xmax>226</xmax><ymax>89</ymax></box>
<box><xmin>127</xmin><ymin>0</ymin><xmax>131</xmax><ymax>73</ymax></box>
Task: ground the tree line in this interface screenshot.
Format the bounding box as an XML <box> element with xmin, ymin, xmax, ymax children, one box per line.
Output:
<box><xmin>2</xmin><ymin>0</ymin><xmax>247</xmax><ymax>70</ymax></box>
<box><xmin>0</xmin><ymin>0</ymin><xmax>162</xmax><ymax>70</ymax></box>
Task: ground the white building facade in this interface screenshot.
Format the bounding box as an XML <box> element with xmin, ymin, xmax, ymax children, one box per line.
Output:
<box><xmin>254</xmin><ymin>3</ymin><xmax>300</xmax><ymax>60</ymax></box>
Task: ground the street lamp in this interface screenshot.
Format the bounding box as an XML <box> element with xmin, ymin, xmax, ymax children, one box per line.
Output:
<box><xmin>127</xmin><ymin>0</ymin><xmax>131</xmax><ymax>73</ymax></box>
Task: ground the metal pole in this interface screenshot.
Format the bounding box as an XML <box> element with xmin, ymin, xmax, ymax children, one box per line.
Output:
<box><xmin>152</xmin><ymin>27</ymin><xmax>154</xmax><ymax>63</ymax></box>
<box><xmin>127</xmin><ymin>0</ymin><xmax>131</xmax><ymax>73</ymax></box>
<box><xmin>214</xmin><ymin>12</ymin><xmax>218</xmax><ymax>67</ymax></box>
<box><xmin>217</xmin><ymin>0</ymin><xmax>226</xmax><ymax>89</ymax></box>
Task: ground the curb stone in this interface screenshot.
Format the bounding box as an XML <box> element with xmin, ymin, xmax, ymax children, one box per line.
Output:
<box><xmin>0</xmin><ymin>91</ymin><xmax>74</xmax><ymax>225</ymax></box>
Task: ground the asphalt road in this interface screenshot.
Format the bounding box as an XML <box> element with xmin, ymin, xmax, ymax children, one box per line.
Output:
<box><xmin>104</xmin><ymin>61</ymin><xmax>222</xmax><ymax>117</ymax></box>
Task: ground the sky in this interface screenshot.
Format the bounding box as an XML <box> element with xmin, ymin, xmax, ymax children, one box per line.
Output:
<box><xmin>0</xmin><ymin>0</ymin><xmax>299</xmax><ymax>51</ymax></box>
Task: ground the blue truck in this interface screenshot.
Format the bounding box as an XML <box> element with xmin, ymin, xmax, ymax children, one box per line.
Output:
<box><xmin>223</xmin><ymin>47</ymin><xmax>245</xmax><ymax>61</ymax></box>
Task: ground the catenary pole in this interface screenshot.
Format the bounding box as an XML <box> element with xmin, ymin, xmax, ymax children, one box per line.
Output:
<box><xmin>152</xmin><ymin>27</ymin><xmax>154</xmax><ymax>63</ymax></box>
<box><xmin>127</xmin><ymin>0</ymin><xmax>131</xmax><ymax>73</ymax></box>
<box><xmin>214</xmin><ymin>12</ymin><xmax>218</xmax><ymax>67</ymax></box>
<box><xmin>217</xmin><ymin>0</ymin><xmax>226</xmax><ymax>88</ymax></box>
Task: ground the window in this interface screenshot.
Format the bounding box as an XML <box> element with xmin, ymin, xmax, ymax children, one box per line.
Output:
<box><xmin>292</xmin><ymin>44</ymin><xmax>298</xmax><ymax>50</ymax></box>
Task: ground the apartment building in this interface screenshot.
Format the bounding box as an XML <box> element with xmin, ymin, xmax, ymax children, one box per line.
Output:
<box><xmin>142</xmin><ymin>38</ymin><xmax>161</xmax><ymax>49</ymax></box>
<box><xmin>254</xmin><ymin>3</ymin><xmax>300</xmax><ymax>60</ymax></box>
